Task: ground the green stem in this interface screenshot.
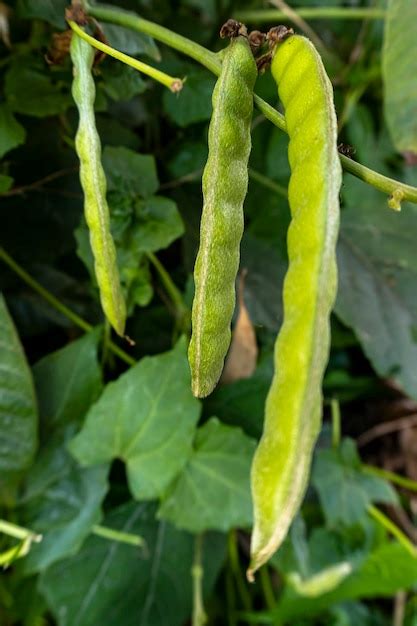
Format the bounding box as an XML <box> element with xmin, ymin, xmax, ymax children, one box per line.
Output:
<box><xmin>0</xmin><ymin>519</ymin><xmax>42</xmax><ymax>543</ymax></box>
<box><xmin>86</xmin><ymin>2</ymin><xmax>221</xmax><ymax>74</ymax></box>
<box><xmin>92</xmin><ymin>524</ymin><xmax>144</xmax><ymax>546</ymax></box>
<box><xmin>192</xmin><ymin>534</ymin><xmax>207</xmax><ymax>626</ymax></box>
<box><xmin>0</xmin><ymin>247</ymin><xmax>135</xmax><ymax>367</ymax></box>
<box><xmin>254</xmin><ymin>94</ymin><xmax>417</xmax><ymax>206</ymax></box>
<box><xmin>331</xmin><ymin>398</ymin><xmax>341</xmax><ymax>449</ymax></box>
<box><xmin>234</xmin><ymin>7</ymin><xmax>387</xmax><ymax>23</ymax></box>
<box><xmin>259</xmin><ymin>567</ymin><xmax>276</xmax><ymax>610</ymax></box>
<box><xmin>226</xmin><ymin>567</ymin><xmax>238</xmax><ymax>626</ymax></box>
<box><xmin>228</xmin><ymin>530</ymin><xmax>253</xmax><ymax>612</ymax></box>
<box><xmin>363</xmin><ymin>465</ymin><xmax>417</xmax><ymax>494</ymax></box>
<box><xmin>86</xmin><ymin>2</ymin><xmax>417</xmax><ymax>206</ymax></box>
<box><xmin>248</xmin><ymin>168</ymin><xmax>288</xmax><ymax>199</ymax></box>
<box><xmin>68</xmin><ymin>20</ymin><xmax>183</xmax><ymax>92</ymax></box>
<box><xmin>368</xmin><ymin>505</ymin><xmax>417</xmax><ymax>558</ymax></box>
<box><xmin>147</xmin><ymin>252</ymin><xmax>189</xmax><ymax>322</ymax></box>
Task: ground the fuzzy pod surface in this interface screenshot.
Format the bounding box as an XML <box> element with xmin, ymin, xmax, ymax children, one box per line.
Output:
<box><xmin>248</xmin><ymin>34</ymin><xmax>342</xmax><ymax>579</ymax></box>
<box><xmin>188</xmin><ymin>35</ymin><xmax>257</xmax><ymax>398</ymax></box>
<box><xmin>70</xmin><ymin>33</ymin><xmax>126</xmax><ymax>336</ymax></box>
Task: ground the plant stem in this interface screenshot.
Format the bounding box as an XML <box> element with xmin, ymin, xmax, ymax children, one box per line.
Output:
<box><xmin>86</xmin><ymin>2</ymin><xmax>417</xmax><ymax>206</ymax></box>
<box><xmin>0</xmin><ymin>247</ymin><xmax>135</xmax><ymax>367</ymax></box>
<box><xmin>259</xmin><ymin>566</ymin><xmax>276</xmax><ymax>610</ymax></box>
<box><xmin>192</xmin><ymin>534</ymin><xmax>207</xmax><ymax>626</ymax></box>
<box><xmin>92</xmin><ymin>524</ymin><xmax>144</xmax><ymax>546</ymax></box>
<box><xmin>86</xmin><ymin>2</ymin><xmax>221</xmax><ymax>74</ymax></box>
<box><xmin>228</xmin><ymin>530</ymin><xmax>252</xmax><ymax>611</ymax></box>
<box><xmin>68</xmin><ymin>21</ymin><xmax>183</xmax><ymax>92</ymax></box>
<box><xmin>226</xmin><ymin>567</ymin><xmax>238</xmax><ymax>626</ymax></box>
<box><xmin>331</xmin><ymin>398</ymin><xmax>341</xmax><ymax>449</ymax></box>
<box><xmin>363</xmin><ymin>465</ymin><xmax>417</xmax><ymax>493</ymax></box>
<box><xmin>0</xmin><ymin>519</ymin><xmax>42</xmax><ymax>543</ymax></box>
<box><xmin>248</xmin><ymin>168</ymin><xmax>288</xmax><ymax>199</ymax></box>
<box><xmin>147</xmin><ymin>252</ymin><xmax>189</xmax><ymax>323</ymax></box>
<box><xmin>368</xmin><ymin>505</ymin><xmax>417</xmax><ymax>558</ymax></box>
<box><xmin>234</xmin><ymin>7</ymin><xmax>387</xmax><ymax>23</ymax></box>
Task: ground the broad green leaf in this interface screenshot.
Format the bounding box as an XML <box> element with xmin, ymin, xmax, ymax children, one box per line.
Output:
<box><xmin>69</xmin><ymin>339</ymin><xmax>200</xmax><ymax>500</ymax></box>
<box><xmin>131</xmin><ymin>196</ymin><xmax>184</xmax><ymax>253</ymax></box>
<box><xmin>33</xmin><ymin>330</ymin><xmax>103</xmax><ymax>435</ymax></box>
<box><xmin>163</xmin><ymin>70</ymin><xmax>215</xmax><ymax>127</ymax></box>
<box><xmin>39</xmin><ymin>502</ymin><xmax>226</xmax><ymax>626</ymax></box>
<box><xmin>273</xmin><ymin>543</ymin><xmax>417</xmax><ymax>622</ymax></box>
<box><xmin>17</xmin><ymin>0</ymin><xmax>67</xmax><ymax>28</ymax></box>
<box><xmin>5</xmin><ymin>59</ymin><xmax>70</xmax><ymax>118</ymax></box>
<box><xmin>240</xmin><ymin>234</ymin><xmax>286</xmax><ymax>331</ymax></box>
<box><xmin>336</xmin><ymin>197</ymin><xmax>417</xmax><ymax>400</ymax></box>
<box><xmin>0</xmin><ymin>294</ymin><xmax>38</xmax><ymax>473</ymax></box>
<box><xmin>103</xmin><ymin>147</ymin><xmax>158</xmax><ymax>199</ymax></box>
<box><xmin>312</xmin><ymin>439</ymin><xmax>398</xmax><ymax>527</ymax></box>
<box><xmin>168</xmin><ymin>139</ymin><xmax>207</xmax><ymax>178</ymax></box>
<box><xmin>0</xmin><ymin>105</ymin><xmax>26</xmax><ymax>158</ymax></box>
<box><xmin>101</xmin><ymin>21</ymin><xmax>160</xmax><ymax>60</ymax></box>
<box><xmin>205</xmin><ymin>353</ymin><xmax>273</xmax><ymax>439</ymax></box>
<box><xmin>17</xmin><ymin>427</ymin><xmax>108</xmax><ymax>575</ymax></box>
<box><xmin>330</xmin><ymin>602</ymin><xmax>388</xmax><ymax>626</ymax></box>
<box><xmin>158</xmin><ymin>418</ymin><xmax>255</xmax><ymax>532</ymax></box>
<box><xmin>100</xmin><ymin>63</ymin><xmax>147</xmax><ymax>102</ymax></box>
<box><xmin>383</xmin><ymin>0</ymin><xmax>417</xmax><ymax>153</ymax></box>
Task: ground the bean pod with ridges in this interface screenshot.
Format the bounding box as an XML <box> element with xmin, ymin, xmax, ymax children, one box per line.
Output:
<box><xmin>70</xmin><ymin>33</ymin><xmax>126</xmax><ymax>336</ymax></box>
<box><xmin>188</xmin><ymin>34</ymin><xmax>257</xmax><ymax>398</ymax></box>
<box><xmin>248</xmin><ymin>34</ymin><xmax>342</xmax><ymax>580</ymax></box>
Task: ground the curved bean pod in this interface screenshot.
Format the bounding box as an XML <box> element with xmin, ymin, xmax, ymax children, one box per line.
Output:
<box><xmin>70</xmin><ymin>33</ymin><xmax>126</xmax><ymax>336</ymax></box>
<box><xmin>188</xmin><ymin>34</ymin><xmax>257</xmax><ymax>398</ymax></box>
<box><xmin>248</xmin><ymin>34</ymin><xmax>342</xmax><ymax>579</ymax></box>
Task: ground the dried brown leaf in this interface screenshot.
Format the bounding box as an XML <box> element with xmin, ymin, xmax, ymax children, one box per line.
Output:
<box><xmin>221</xmin><ymin>270</ymin><xmax>258</xmax><ymax>385</ymax></box>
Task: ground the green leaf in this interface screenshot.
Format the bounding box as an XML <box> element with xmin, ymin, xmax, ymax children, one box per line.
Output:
<box><xmin>240</xmin><ymin>233</ymin><xmax>286</xmax><ymax>331</ymax></box>
<box><xmin>168</xmin><ymin>139</ymin><xmax>207</xmax><ymax>178</ymax></box>
<box><xmin>312</xmin><ymin>439</ymin><xmax>398</xmax><ymax>527</ymax></box>
<box><xmin>0</xmin><ymin>294</ymin><xmax>38</xmax><ymax>474</ymax></box>
<box><xmin>103</xmin><ymin>146</ymin><xmax>159</xmax><ymax>198</ymax></box>
<box><xmin>39</xmin><ymin>502</ymin><xmax>226</xmax><ymax>626</ymax></box>
<box><xmin>163</xmin><ymin>70</ymin><xmax>215</xmax><ymax>127</ymax></box>
<box><xmin>0</xmin><ymin>174</ymin><xmax>13</xmax><ymax>193</ymax></box>
<box><xmin>336</xmin><ymin>198</ymin><xmax>417</xmax><ymax>400</ymax></box>
<box><xmin>5</xmin><ymin>58</ymin><xmax>70</xmax><ymax>118</ymax></box>
<box><xmin>17</xmin><ymin>428</ymin><xmax>108</xmax><ymax>575</ymax></box>
<box><xmin>131</xmin><ymin>196</ymin><xmax>184</xmax><ymax>253</ymax></box>
<box><xmin>205</xmin><ymin>353</ymin><xmax>273</xmax><ymax>439</ymax></box>
<box><xmin>17</xmin><ymin>0</ymin><xmax>67</xmax><ymax>28</ymax></box>
<box><xmin>102</xmin><ymin>22</ymin><xmax>160</xmax><ymax>61</ymax></box>
<box><xmin>33</xmin><ymin>330</ymin><xmax>103</xmax><ymax>435</ymax></box>
<box><xmin>100</xmin><ymin>63</ymin><xmax>147</xmax><ymax>102</ymax></box>
<box><xmin>273</xmin><ymin>543</ymin><xmax>417</xmax><ymax>622</ymax></box>
<box><xmin>0</xmin><ymin>105</ymin><xmax>26</xmax><ymax>158</ymax></box>
<box><xmin>158</xmin><ymin>418</ymin><xmax>255</xmax><ymax>532</ymax></box>
<box><xmin>383</xmin><ymin>0</ymin><xmax>417</xmax><ymax>153</ymax></box>
<box><xmin>69</xmin><ymin>339</ymin><xmax>200</xmax><ymax>500</ymax></box>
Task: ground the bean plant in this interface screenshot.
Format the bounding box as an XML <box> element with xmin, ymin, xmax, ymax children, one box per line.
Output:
<box><xmin>1</xmin><ymin>1</ymin><xmax>417</xmax><ymax>625</ymax></box>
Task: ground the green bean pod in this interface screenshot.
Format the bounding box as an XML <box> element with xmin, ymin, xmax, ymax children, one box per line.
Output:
<box><xmin>188</xmin><ymin>35</ymin><xmax>257</xmax><ymax>398</ymax></box>
<box><xmin>248</xmin><ymin>34</ymin><xmax>342</xmax><ymax>579</ymax></box>
<box><xmin>70</xmin><ymin>33</ymin><xmax>126</xmax><ymax>336</ymax></box>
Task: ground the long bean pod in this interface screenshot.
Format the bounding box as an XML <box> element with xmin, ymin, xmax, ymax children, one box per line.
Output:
<box><xmin>70</xmin><ymin>33</ymin><xmax>126</xmax><ymax>336</ymax></box>
<box><xmin>188</xmin><ymin>32</ymin><xmax>257</xmax><ymax>398</ymax></box>
<box><xmin>248</xmin><ymin>32</ymin><xmax>342</xmax><ymax>579</ymax></box>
